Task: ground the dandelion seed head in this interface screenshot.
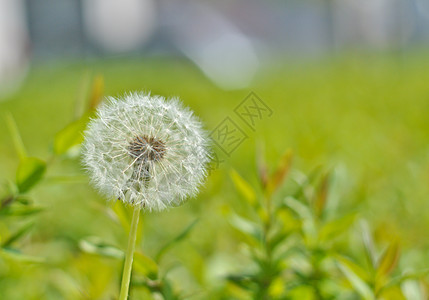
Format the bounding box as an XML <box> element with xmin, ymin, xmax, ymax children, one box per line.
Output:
<box><xmin>82</xmin><ymin>92</ymin><xmax>211</xmax><ymax>211</ymax></box>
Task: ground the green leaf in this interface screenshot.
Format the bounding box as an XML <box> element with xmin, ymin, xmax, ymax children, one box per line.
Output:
<box><xmin>0</xmin><ymin>205</ymin><xmax>44</xmax><ymax>217</ymax></box>
<box><xmin>0</xmin><ymin>247</ymin><xmax>44</xmax><ymax>263</ymax></box>
<box><xmin>379</xmin><ymin>285</ymin><xmax>406</xmax><ymax>300</ymax></box>
<box><xmin>230</xmin><ymin>169</ymin><xmax>257</xmax><ymax>207</ymax></box>
<box><xmin>282</xmin><ymin>197</ymin><xmax>315</xmax><ymax>240</ymax></box>
<box><xmin>16</xmin><ymin>157</ymin><xmax>46</xmax><ymax>193</ymax></box>
<box><xmin>15</xmin><ymin>196</ymin><xmax>31</xmax><ymax>205</ymax></box>
<box><xmin>336</xmin><ymin>255</ymin><xmax>370</xmax><ymax>282</ymax></box>
<box><xmin>361</xmin><ymin>220</ymin><xmax>377</xmax><ymax>269</ymax></box>
<box><xmin>292</xmin><ymin>165</ymin><xmax>323</xmax><ymax>201</ymax></box>
<box><xmin>268</xmin><ymin>230</ymin><xmax>290</xmax><ymax>253</ymax></box>
<box><xmin>155</xmin><ymin>219</ymin><xmax>198</xmax><ymax>262</ymax></box>
<box><xmin>53</xmin><ymin>113</ymin><xmax>90</xmax><ymax>155</ymax></box>
<box><xmin>337</xmin><ymin>258</ymin><xmax>375</xmax><ymax>300</ymax></box>
<box><xmin>134</xmin><ymin>251</ymin><xmax>158</xmax><ymax>280</ymax></box>
<box><xmin>2</xmin><ymin>222</ymin><xmax>34</xmax><ymax>247</ymax></box>
<box><xmin>229</xmin><ymin>213</ymin><xmax>262</xmax><ymax>242</ymax></box>
<box><xmin>79</xmin><ymin>236</ymin><xmax>124</xmax><ymax>259</ymax></box>
<box><xmin>283</xmin><ymin>197</ymin><xmax>312</xmax><ymax>220</ymax></box>
<box><xmin>314</xmin><ymin>171</ymin><xmax>331</xmax><ymax>217</ymax></box>
<box><xmin>266</xmin><ymin>149</ymin><xmax>293</xmax><ymax>197</ymax></box>
<box><xmin>319</xmin><ymin>213</ymin><xmax>356</xmax><ymax>242</ymax></box>
<box><xmin>159</xmin><ymin>277</ymin><xmax>179</xmax><ymax>300</ymax></box>
<box><xmin>383</xmin><ymin>269</ymin><xmax>429</xmax><ymax>291</ymax></box>
<box><xmin>226</xmin><ymin>274</ymin><xmax>255</xmax><ymax>291</ymax></box>
<box><xmin>5</xmin><ymin>112</ymin><xmax>27</xmax><ymax>160</ymax></box>
<box><xmin>376</xmin><ymin>241</ymin><xmax>400</xmax><ymax>282</ymax></box>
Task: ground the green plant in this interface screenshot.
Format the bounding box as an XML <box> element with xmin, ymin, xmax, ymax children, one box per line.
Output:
<box><xmin>226</xmin><ymin>149</ymin><xmax>428</xmax><ymax>299</ymax></box>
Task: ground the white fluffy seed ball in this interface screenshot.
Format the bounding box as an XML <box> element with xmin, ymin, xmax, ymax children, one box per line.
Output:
<box><xmin>82</xmin><ymin>92</ymin><xmax>211</xmax><ymax>211</ymax></box>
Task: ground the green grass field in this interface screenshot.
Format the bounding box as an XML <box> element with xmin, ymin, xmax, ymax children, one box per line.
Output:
<box><xmin>1</xmin><ymin>53</ymin><xmax>429</xmax><ymax>299</ymax></box>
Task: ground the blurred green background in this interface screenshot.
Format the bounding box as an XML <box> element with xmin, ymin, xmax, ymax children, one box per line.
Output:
<box><xmin>2</xmin><ymin>0</ymin><xmax>429</xmax><ymax>298</ymax></box>
<box><xmin>1</xmin><ymin>52</ymin><xmax>429</xmax><ymax>298</ymax></box>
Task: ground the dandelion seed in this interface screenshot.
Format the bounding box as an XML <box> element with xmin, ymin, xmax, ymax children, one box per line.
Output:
<box><xmin>82</xmin><ymin>92</ymin><xmax>211</xmax><ymax>211</ymax></box>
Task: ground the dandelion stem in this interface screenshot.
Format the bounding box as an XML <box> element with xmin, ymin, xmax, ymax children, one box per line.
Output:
<box><xmin>119</xmin><ymin>205</ymin><xmax>141</xmax><ymax>300</ymax></box>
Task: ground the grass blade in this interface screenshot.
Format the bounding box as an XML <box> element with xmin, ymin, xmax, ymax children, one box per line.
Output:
<box><xmin>5</xmin><ymin>112</ymin><xmax>27</xmax><ymax>160</ymax></box>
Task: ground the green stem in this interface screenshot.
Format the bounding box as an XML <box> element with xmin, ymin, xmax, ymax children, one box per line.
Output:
<box><xmin>119</xmin><ymin>205</ymin><xmax>141</xmax><ymax>300</ymax></box>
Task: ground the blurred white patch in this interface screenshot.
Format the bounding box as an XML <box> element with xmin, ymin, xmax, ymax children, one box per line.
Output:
<box><xmin>183</xmin><ymin>31</ymin><xmax>259</xmax><ymax>90</ymax></box>
<box><xmin>333</xmin><ymin>0</ymin><xmax>413</xmax><ymax>49</ymax></box>
<box><xmin>402</xmin><ymin>280</ymin><xmax>425</xmax><ymax>300</ymax></box>
<box><xmin>82</xmin><ymin>0</ymin><xmax>156</xmax><ymax>52</ymax></box>
<box><xmin>166</xmin><ymin>3</ymin><xmax>259</xmax><ymax>90</ymax></box>
<box><xmin>0</xmin><ymin>0</ymin><xmax>28</xmax><ymax>98</ymax></box>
